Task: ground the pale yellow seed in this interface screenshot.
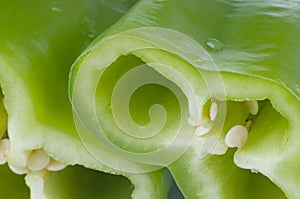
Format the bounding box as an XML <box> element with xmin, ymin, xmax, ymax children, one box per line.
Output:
<box><xmin>209</xmin><ymin>102</ymin><xmax>218</xmax><ymax>121</ymax></box>
<box><xmin>244</xmin><ymin>100</ymin><xmax>259</xmax><ymax>115</ymax></box>
<box><xmin>0</xmin><ymin>139</ymin><xmax>10</xmax><ymax>165</ymax></box>
<box><xmin>27</xmin><ymin>149</ymin><xmax>51</xmax><ymax>172</ymax></box>
<box><xmin>8</xmin><ymin>164</ymin><xmax>28</xmax><ymax>175</ymax></box>
<box><xmin>47</xmin><ymin>159</ymin><xmax>66</xmax><ymax>171</ymax></box>
<box><xmin>0</xmin><ymin>154</ymin><xmax>6</xmax><ymax>165</ymax></box>
<box><xmin>195</xmin><ymin>125</ymin><xmax>211</xmax><ymax>136</ymax></box>
<box><xmin>187</xmin><ymin>117</ymin><xmax>200</xmax><ymax>127</ymax></box>
<box><xmin>0</xmin><ymin>156</ymin><xmax>5</xmax><ymax>165</ymax></box>
<box><xmin>188</xmin><ymin>116</ymin><xmax>212</xmax><ymax>136</ymax></box>
<box><xmin>225</xmin><ymin>125</ymin><xmax>248</xmax><ymax>148</ymax></box>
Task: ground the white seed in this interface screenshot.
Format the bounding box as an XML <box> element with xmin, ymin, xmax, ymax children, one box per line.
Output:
<box><xmin>187</xmin><ymin>117</ymin><xmax>200</xmax><ymax>127</ymax></box>
<box><xmin>195</xmin><ymin>125</ymin><xmax>211</xmax><ymax>136</ymax></box>
<box><xmin>188</xmin><ymin>116</ymin><xmax>212</xmax><ymax>136</ymax></box>
<box><xmin>8</xmin><ymin>164</ymin><xmax>28</xmax><ymax>175</ymax></box>
<box><xmin>0</xmin><ymin>139</ymin><xmax>10</xmax><ymax>165</ymax></box>
<box><xmin>0</xmin><ymin>155</ymin><xmax>5</xmax><ymax>165</ymax></box>
<box><xmin>47</xmin><ymin>159</ymin><xmax>66</xmax><ymax>171</ymax></box>
<box><xmin>209</xmin><ymin>102</ymin><xmax>218</xmax><ymax>121</ymax></box>
<box><xmin>225</xmin><ymin>125</ymin><xmax>248</xmax><ymax>148</ymax></box>
<box><xmin>27</xmin><ymin>149</ymin><xmax>51</xmax><ymax>172</ymax></box>
<box><xmin>244</xmin><ymin>100</ymin><xmax>259</xmax><ymax>115</ymax></box>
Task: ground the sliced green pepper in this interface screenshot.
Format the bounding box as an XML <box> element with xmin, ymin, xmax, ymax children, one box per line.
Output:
<box><xmin>0</xmin><ymin>0</ymin><xmax>171</xmax><ymax>198</ymax></box>
<box><xmin>69</xmin><ymin>0</ymin><xmax>300</xmax><ymax>198</ymax></box>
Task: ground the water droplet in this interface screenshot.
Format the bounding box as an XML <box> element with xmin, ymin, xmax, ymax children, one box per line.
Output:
<box><xmin>79</xmin><ymin>17</ymin><xmax>96</xmax><ymax>38</ymax></box>
<box><xmin>50</xmin><ymin>0</ymin><xmax>62</xmax><ymax>13</ymax></box>
<box><xmin>87</xmin><ymin>34</ymin><xmax>95</xmax><ymax>38</ymax></box>
<box><xmin>206</xmin><ymin>38</ymin><xmax>224</xmax><ymax>50</ymax></box>
<box><xmin>295</xmin><ymin>84</ymin><xmax>300</xmax><ymax>94</ymax></box>
<box><xmin>51</xmin><ymin>7</ymin><xmax>61</xmax><ymax>12</ymax></box>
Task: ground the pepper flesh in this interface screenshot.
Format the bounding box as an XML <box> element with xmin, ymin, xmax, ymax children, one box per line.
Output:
<box><xmin>70</xmin><ymin>0</ymin><xmax>300</xmax><ymax>198</ymax></box>
<box><xmin>0</xmin><ymin>0</ymin><xmax>171</xmax><ymax>198</ymax></box>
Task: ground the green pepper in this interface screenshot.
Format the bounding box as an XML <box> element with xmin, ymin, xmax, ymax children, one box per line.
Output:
<box><xmin>69</xmin><ymin>0</ymin><xmax>300</xmax><ymax>198</ymax></box>
<box><xmin>0</xmin><ymin>0</ymin><xmax>171</xmax><ymax>198</ymax></box>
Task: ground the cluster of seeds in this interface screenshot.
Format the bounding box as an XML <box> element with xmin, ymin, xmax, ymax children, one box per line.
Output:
<box><xmin>9</xmin><ymin>148</ymin><xmax>66</xmax><ymax>175</ymax></box>
<box><xmin>0</xmin><ymin>133</ymin><xmax>65</xmax><ymax>175</ymax></box>
<box><xmin>188</xmin><ymin>100</ymin><xmax>259</xmax><ymax>149</ymax></box>
<box><xmin>0</xmin><ymin>98</ymin><xmax>66</xmax><ymax>175</ymax></box>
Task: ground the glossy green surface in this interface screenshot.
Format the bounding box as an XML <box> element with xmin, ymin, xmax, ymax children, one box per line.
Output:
<box><xmin>169</xmin><ymin>148</ymin><xmax>287</xmax><ymax>199</ymax></box>
<box><xmin>86</xmin><ymin>0</ymin><xmax>300</xmax><ymax>100</ymax></box>
<box><xmin>0</xmin><ymin>0</ymin><xmax>136</xmax><ymax>134</ymax></box>
<box><xmin>0</xmin><ymin>1</ymin><xmax>172</xmax><ymax>199</ymax></box>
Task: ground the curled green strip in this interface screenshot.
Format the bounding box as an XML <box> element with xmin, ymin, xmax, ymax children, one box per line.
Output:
<box><xmin>70</xmin><ymin>27</ymin><xmax>227</xmax><ymax>173</ymax></box>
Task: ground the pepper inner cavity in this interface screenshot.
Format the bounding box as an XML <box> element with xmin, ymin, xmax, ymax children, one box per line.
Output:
<box><xmin>192</xmin><ymin>99</ymin><xmax>287</xmax><ymax>153</ymax></box>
